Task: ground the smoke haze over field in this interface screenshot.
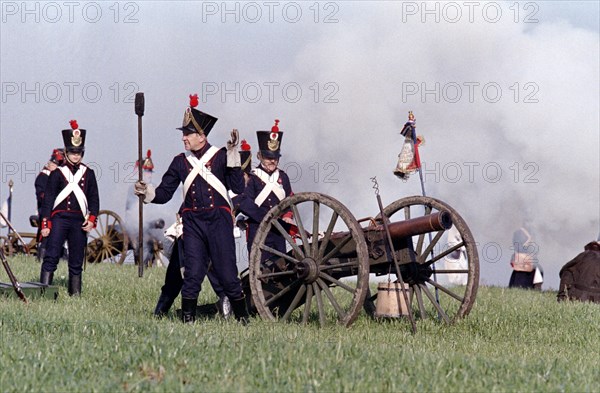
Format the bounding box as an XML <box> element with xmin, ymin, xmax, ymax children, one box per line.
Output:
<box><xmin>1</xmin><ymin>1</ymin><xmax>598</xmax><ymax>289</ymax></box>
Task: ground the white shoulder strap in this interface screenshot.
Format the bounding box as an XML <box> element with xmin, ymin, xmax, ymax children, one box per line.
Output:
<box><xmin>53</xmin><ymin>165</ymin><xmax>89</xmax><ymax>217</ymax></box>
<box><xmin>253</xmin><ymin>168</ymin><xmax>286</xmax><ymax>207</ymax></box>
<box><xmin>184</xmin><ymin>147</ymin><xmax>232</xmax><ymax>209</ymax></box>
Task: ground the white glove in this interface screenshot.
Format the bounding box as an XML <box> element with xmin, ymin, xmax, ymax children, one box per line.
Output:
<box><xmin>134</xmin><ymin>180</ymin><xmax>155</xmax><ymax>203</ymax></box>
<box><xmin>227</xmin><ymin>128</ymin><xmax>241</xmax><ymax>167</ymax></box>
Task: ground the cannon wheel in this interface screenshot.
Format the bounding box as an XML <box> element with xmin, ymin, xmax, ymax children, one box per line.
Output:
<box><xmin>249</xmin><ymin>192</ymin><xmax>370</xmax><ymax>327</ymax></box>
<box><xmin>370</xmin><ymin>195</ymin><xmax>479</xmax><ymax>322</ymax></box>
<box><xmin>86</xmin><ymin>210</ymin><xmax>128</xmax><ymax>264</ymax></box>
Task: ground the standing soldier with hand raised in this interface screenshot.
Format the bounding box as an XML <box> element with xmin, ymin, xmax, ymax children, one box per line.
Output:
<box><xmin>39</xmin><ymin>120</ymin><xmax>99</xmax><ymax>296</ymax></box>
<box><xmin>135</xmin><ymin>94</ymin><xmax>247</xmax><ymax>324</ymax></box>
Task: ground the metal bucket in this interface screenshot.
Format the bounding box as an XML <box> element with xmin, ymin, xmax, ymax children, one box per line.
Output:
<box><xmin>375</xmin><ymin>282</ymin><xmax>411</xmax><ymax>318</ymax></box>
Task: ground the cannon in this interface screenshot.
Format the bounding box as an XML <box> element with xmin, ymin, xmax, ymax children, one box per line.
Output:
<box><xmin>246</xmin><ymin>192</ymin><xmax>479</xmax><ymax>327</ymax></box>
<box><xmin>85</xmin><ymin>210</ymin><xmax>165</xmax><ymax>266</ymax></box>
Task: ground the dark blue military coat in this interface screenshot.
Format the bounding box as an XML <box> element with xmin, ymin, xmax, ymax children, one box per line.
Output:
<box><xmin>152</xmin><ymin>144</ymin><xmax>244</xmax><ymax>211</ymax></box>
<box><xmin>234</xmin><ymin>165</ymin><xmax>293</xmax><ymax>251</ymax></box>
<box><xmin>41</xmin><ymin>162</ymin><xmax>99</xmax><ymax>222</ymax></box>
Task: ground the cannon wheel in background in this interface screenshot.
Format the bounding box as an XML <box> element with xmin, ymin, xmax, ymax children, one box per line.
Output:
<box><xmin>249</xmin><ymin>192</ymin><xmax>370</xmax><ymax>327</ymax></box>
<box><xmin>368</xmin><ymin>195</ymin><xmax>479</xmax><ymax>323</ymax></box>
<box><xmin>86</xmin><ymin>210</ymin><xmax>128</xmax><ymax>265</ymax></box>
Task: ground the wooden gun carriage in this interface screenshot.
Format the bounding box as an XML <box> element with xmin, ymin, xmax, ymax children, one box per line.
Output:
<box><xmin>244</xmin><ymin>192</ymin><xmax>479</xmax><ymax>327</ymax></box>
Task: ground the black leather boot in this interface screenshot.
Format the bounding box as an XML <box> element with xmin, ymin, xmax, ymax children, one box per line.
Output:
<box><xmin>154</xmin><ymin>292</ymin><xmax>176</xmax><ymax>318</ymax></box>
<box><xmin>230</xmin><ymin>297</ymin><xmax>250</xmax><ymax>325</ymax></box>
<box><xmin>68</xmin><ymin>275</ymin><xmax>82</xmax><ymax>296</ymax></box>
<box><xmin>40</xmin><ymin>270</ymin><xmax>54</xmax><ymax>286</ymax></box>
<box><xmin>181</xmin><ymin>297</ymin><xmax>197</xmax><ymax>324</ymax></box>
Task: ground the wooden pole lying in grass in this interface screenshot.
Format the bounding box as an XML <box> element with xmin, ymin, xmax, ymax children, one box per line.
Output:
<box><xmin>0</xmin><ymin>248</ymin><xmax>28</xmax><ymax>303</ymax></box>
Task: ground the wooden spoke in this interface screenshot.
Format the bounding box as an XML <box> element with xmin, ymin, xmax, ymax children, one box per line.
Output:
<box><xmin>281</xmin><ymin>284</ymin><xmax>307</xmax><ymax>321</ymax></box>
<box><xmin>422</xmin><ymin>241</ymin><xmax>466</xmax><ymax>267</ymax></box>
<box><xmin>272</xmin><ymin>219</ymin><xmax>305</xmax><ymax>259</ymax></box>
<box><xmin>416</xmin><ymin>233</ymin><xmax>425</xmax><ymax>256</ymax></box>
<box><xmin>433</xmin><ymin>269</ymin><xmax>470</xmax><ymax>274</ymax></box>
<box><xmin>302</xmin><ymin>284</ymin><xmax>314</xmax><ymax>324</ymax></box>
<box><xmin>321</xmin><ymin>234</ymin><xmax>353</xmax><ymax>264</ymax></box>
<box><xmin>419</xmin><ymin>284</ymin><xmax>451</xmax><ymax>323</ymax></box>
<box><xmin>317</xmin><ymin>278</ymin><xmax>344</xmax><ymax>318</ymax></box>
<box><xmin>319</xmin><ymin>272</ymin><xmax>356</xmax><ymax>294</ymax></box>
<box><xmin>418</xmin><ymin>230</ymin><xmax>445</xmax><ymax>263</ymax></box>
<box><xmin>257</xmin><ymin>270</ymin><xmax>296</xmax><ymax>280</ymax></box>
<box><xmin>311</xmin><ymin>201</ymin><xmax>320</xmax><ymax>257</ymax></box>
<box><xmin>425</xmin><ymin>278</ymin><xmax>464</xmax><ymax>302</ymax></box>
<box><xmin>319</xmin><ymin>261</ymin><xmax>360</xmax><ymax>271</ymax></box>
<box><xmin>313</xmin><ymin>283</ymin><xmax>326</xmax><ymax>327</ymax></box>
<box><xmin>264</xmin><ymin>279</ymin><xmax>301</xmax><ymax>307</ymax></box>
<box><xmin>259</xmin><ymin>244</ymin><xmax>301</xmax><ymax>265</ymax></box>
<box><xmin>317</xmin><ymin>211</ymin><xmax>338</xmax><ymax>261</ymax></box>
<box><xmin>291</xmin><ymin>204</ymin><xmax>310</xmax><ymax>250</ymax></box>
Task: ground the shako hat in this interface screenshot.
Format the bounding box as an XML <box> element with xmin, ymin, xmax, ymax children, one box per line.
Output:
<box><xmin>240</xmin><ymin>140</ymin><xmax>252</xmax><ymax>174</ymax></box>
<box><xmin>257</xmin><ymin>119</ymin><xmax>283</xmax><ymax>159</ymax></box>
<box><xmin>49</xmin><ymin>148</ymin><xmax>65</xmax><ymax>165</ymax></box>
<box><xmin>62</xmin><ymin>120</ymin><xmax>86</xmax><ymax>153</ymax></box>
<box><xmin>177</xmin><ymin>94</ymin><xmax>218</xmax><ymax>136</ymax></box>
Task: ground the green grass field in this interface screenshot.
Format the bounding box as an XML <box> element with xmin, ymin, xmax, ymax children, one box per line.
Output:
<box><xmin>1</xmin><ymin>256</ymin><xmax>599</xmax><ymax>392</ymax></box>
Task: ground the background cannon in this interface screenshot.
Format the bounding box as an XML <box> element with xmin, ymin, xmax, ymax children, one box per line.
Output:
<box><xmin>247</xmin><ymin>192</ymin><xmax>479</xmax><ymax>327</ymax></box>
<box><xmin>86</xmin><ymin>210</ymin><xmax>166</xmax><ymax>266</ymax></box>
<box><xmin>2</xmin><ymin>210</ymin><xmax>164</xmax><ymax>266</ymax></box>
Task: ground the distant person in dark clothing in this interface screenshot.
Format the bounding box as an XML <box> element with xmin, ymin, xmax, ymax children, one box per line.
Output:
<box><xmin>557</xmin><ymin>241</ymin><xmax>600</xmax><ymax>302</ymax></box>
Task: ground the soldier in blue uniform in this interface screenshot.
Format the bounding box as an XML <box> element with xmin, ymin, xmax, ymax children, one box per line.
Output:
<box><xmin>34</xmin><ymin>148</ymin><xmax>65</xmax><ymax>261</ymax></box>
<box><xmin>234</xmin><ymin>120</ymin><xmax>295</xmax><ymax>260</ymax></box>
<box><xmin>135</xmin><ymin>94</ymin><xmax>247</xmax><ymax>323</ymax></box>
<box><xmin>40</xmin><ymin>120</ymin><xmax>100</xmax><ymax>296</ymax></box>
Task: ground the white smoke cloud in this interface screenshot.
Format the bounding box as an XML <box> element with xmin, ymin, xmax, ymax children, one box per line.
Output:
<box><xmin>1</xmin><ymin>2</ymin><xmax>597</xmax><ymax>288</ymax></box>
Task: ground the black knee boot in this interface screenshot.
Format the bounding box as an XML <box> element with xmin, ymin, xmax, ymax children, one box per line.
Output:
<box><xmin>154</xmin><ymin>292</ymin><xmax>176</xmax><ymax>318</ymax></box>
<box><xmin>181</xmin><ymin>297</ymin><xmax>197</xmax><ymax>323</ymax></box>
<box><xmin>68</xmin><ymin>275</ymin><xmax>82</xmax><ymax>296</ymax></box>
<box><xmin>40</xmin><ymin>270</ymin><xmax>54</xmax><ymax>286</ymax></box>
<box><xmin>230</xmin><ymin>297</ymin><xmax>250</xmax><ymax>325</ymax></box>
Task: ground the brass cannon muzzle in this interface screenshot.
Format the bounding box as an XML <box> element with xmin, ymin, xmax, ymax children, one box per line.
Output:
<box><xmin>367</xmin><ymin>211</ymin><xmax>453</xmax><ymax>241</ymax></box>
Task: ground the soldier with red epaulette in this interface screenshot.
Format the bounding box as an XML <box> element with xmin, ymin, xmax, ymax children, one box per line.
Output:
<box><xmin>135</xmin><ymin>94</ymin><xmax>247</xmax><ymax>323</ymax></box>
<box><xmin>40</xmin><ymin>120</ymin><xmax>100</xmax><ymax>296</ymax></box>
<box><xmin>234</xmin><ymin>120</ymin><xmax>295</xmax><ymax>260</ymax></box>
<box><xmin>34</xmin><ymin>148</ymin><xmax>65</xmax><ymax>261</ymax></box>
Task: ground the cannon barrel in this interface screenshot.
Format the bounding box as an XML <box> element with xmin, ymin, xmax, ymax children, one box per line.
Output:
<box><xmin>365</xmin><ymin>211</ymin><xmax>452</xmax><ymax>240</ymax></box>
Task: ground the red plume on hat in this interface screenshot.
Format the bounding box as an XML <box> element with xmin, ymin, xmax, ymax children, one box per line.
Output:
<box><xmin>189</xmin><ymin>94</ymin><xmax>199</xmax><ymax>108</ymax></box>
<box><xmin>241</xmin><ymin>140</ymin><xmax>251</xmax><ymax>151</ymax></box>
<box><xmin>271</xmin><ymin>119</ymin><xmax>280</xmax><ymax>132</ymax></box>
<box><xmin>70</xmin><ymin>120</ymin><xmax>79</xmax><ymax>130</ymax></box>
<box><xmin>270</xmin><ymin>119</ymin><xmax>280</xmax><ymax>140</ymax></box>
